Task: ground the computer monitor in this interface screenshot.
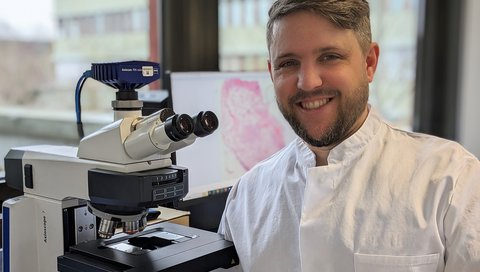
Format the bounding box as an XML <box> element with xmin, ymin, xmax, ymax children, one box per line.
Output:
<box><xmin>170</xmin><ymin>72</ymin><xmax>297</xmax><ymax>200</ymax></box>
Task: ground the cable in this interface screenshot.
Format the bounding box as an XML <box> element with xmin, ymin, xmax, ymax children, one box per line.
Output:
<box><xmin>75</xmin><ymin>70</ymin><xmax>92</xmax><ymax>139</ymax></box>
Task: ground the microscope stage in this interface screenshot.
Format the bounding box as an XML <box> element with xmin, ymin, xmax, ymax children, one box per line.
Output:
<box><xmin>57</xmin><ymin>222</ymin><xmax>238</xmax><ymax>272</ymax></box>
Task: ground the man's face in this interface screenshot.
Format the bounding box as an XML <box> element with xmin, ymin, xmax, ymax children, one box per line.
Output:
<box><xmin>268</xmin><ymin>11</ymin><xmax>378</xmax><ymax>148</ymax></box>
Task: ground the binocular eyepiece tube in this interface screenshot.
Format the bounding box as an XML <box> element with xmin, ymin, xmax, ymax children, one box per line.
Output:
<box><xmin>124</xmin><ymin>109</ymin><xmax>218</xmax><ymax>160</ymax></box>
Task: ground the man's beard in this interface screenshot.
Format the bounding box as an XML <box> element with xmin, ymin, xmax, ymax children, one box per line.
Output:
<box><xmin>277</xmin><ymin>82</ymin><xmax>369</xmax><ymax>147</ymax></box>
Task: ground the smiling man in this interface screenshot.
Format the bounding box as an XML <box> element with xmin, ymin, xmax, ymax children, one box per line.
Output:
<box><xmin>268</xmin><ymin>7</ymin><xmax>376</xmax><ymax>166</ymax></box>
<box><xmin>218</xmin><ymin>1</ymin><xmax>480</xmax><ymax>271</ymax></box>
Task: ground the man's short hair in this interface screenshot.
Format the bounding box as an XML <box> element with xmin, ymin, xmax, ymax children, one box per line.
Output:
<box><xmin>267</xmin><ymin>0</ymin><xmax>372</xmax><ymax>53</ymax></box>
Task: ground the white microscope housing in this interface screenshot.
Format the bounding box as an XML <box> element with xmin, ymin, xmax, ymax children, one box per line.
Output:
<box><xmin>2</xmin><ymin>108</ymin><xmax>221</xmax><ymax>272</ymax></box>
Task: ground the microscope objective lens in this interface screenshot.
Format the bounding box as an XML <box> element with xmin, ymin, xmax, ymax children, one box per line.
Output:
<box><xmin>98</xmin><ymin>219</ymin><xmax>117</xmax><ymax>239</ymax></box>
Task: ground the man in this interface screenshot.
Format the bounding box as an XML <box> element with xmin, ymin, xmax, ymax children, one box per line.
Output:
<box><xmin>218</xmin><ymin>0</ymin><xmax>480</xmax><ymax>271</ymax></box>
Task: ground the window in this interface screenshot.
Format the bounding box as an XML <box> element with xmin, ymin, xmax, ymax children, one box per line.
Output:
<box><xmin>0</xmin><ymin>0</ymin><xmax>155</xmax><ymax>170</ymax></box>
<box><xmin>0</xmin><ymin>0</ymin><xmax>153</xmax><ymax>113</ymax></box>
<box><xmin>0</xmin><ymin>0</ymin><xmax>420</xmax><ymax>171</ymax></box>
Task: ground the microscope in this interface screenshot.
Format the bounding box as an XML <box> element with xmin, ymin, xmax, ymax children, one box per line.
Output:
<box><xmin>2</xmin><ymin>61</ymin><xmax>238</xmax><ymax>271</ymax></box>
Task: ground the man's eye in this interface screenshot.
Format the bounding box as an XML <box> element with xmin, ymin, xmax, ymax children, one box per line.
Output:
<box><xmin>277</xmin><ymin>60</ymin><xmax>297</xmax><ymax>69</ymax></box>
<box><xmin>320</xmin><ymin>54</ymin><xmax>341</xmax><ymax>62</ymax></box>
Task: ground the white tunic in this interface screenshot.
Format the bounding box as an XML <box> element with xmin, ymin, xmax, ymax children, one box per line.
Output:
<box><xmin>218</xmin><ymin>109</ymin><xmax>480</xmax><ymax>272</ymax></box>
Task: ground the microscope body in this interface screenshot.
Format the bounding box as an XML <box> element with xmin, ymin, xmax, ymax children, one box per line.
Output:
<box><xmin>3</xmin><ymin>145</ymin><xmax>168</xmax><ymax>271</ymax></box>
<box><xmin>2</xmin><ymin>61</ymin><xmax>236</xmax><ymax>272</ymax></box>
<box><xmin>1</xmin><ymin>109</ymin><xmax>219</xmax><ymax>272</ymax></box>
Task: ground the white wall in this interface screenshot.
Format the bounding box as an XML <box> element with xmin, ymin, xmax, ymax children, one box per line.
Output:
<box><xmin>458</xmin><ymin>0</ymin><xmax>480</xmax><ymax>158</ymax></box>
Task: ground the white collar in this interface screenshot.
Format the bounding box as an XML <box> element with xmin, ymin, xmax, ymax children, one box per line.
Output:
<box><xmin>295</xmin><ymin>105</ymin><xmax>383</xmax><ymax>166</ymax></box>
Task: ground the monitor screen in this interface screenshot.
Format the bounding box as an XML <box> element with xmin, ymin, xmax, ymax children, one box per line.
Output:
<box><xmin>170</xmin><ymin>72</ymin><xmax>297</xmax><ymax>200</ymax></box>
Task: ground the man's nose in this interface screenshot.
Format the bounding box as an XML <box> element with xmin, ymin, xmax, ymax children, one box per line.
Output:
<box><xmin>297</xmin><ymin>64</ymin><xmax>323</xmax><ymax>91</ymax></box>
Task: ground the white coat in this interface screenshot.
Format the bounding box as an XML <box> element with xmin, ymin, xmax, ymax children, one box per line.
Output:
<box><xmin>218</xmin><ymin>108</ymin><xmax>480</xmax><ymax>272</ymax></box>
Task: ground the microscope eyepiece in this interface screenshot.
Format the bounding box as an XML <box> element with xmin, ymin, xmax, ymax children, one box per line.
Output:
<box><xmin>123</xmin><ymin>108</ymin><xmax>218</xmax><ymax>159</ymax></box>
<box><xmin>165</xmin><ymin>114</ymin><xmax>194</xmax><ymax>141</ymax></box>
<box><xmin>193</xmin><ymin>111</ymin><xmax>219</xmax><ymax>137</ymax></box>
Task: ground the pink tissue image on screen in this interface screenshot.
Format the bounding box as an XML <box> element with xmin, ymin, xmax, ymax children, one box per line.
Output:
<box><xmin>221</xmin><ymin>78</ymin><xmax>285</xmax><ymax>171</ymax></box>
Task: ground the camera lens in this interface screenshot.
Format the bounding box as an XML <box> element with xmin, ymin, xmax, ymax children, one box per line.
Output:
<box><xmin>193</xmin><ymin>111</ymin><xmax>219</xmax><ymax>137</ymax></box>
<box><xmin>165</xmin><ymin>114</ymin><xmax>194</xmax><ymax>141</ymax></box>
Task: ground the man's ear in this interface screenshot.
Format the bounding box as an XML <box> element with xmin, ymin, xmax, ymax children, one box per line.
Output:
<box><xmin>366</xmin><ymin>42</ymin><xmax>380</xmax><ymax>83</ymax></box>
